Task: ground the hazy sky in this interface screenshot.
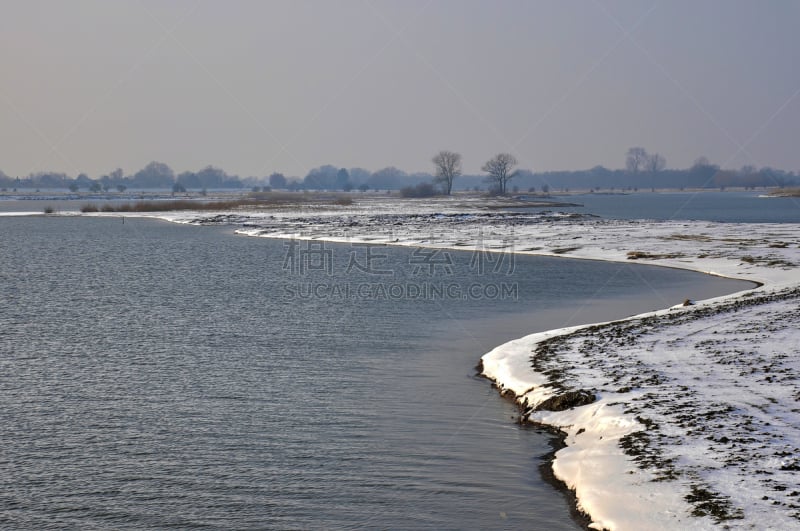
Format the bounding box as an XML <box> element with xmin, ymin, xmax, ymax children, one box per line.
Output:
<box><xmin>2</xmin><ymin>0</ymin><xmax>799</xmax><ymax>178</ymax></box>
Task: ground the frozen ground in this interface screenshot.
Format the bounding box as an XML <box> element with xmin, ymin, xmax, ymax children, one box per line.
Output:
<box><xmin>84</xmin><ymin>196</ymin><xmax>799</xmax><ymax>530</ymax></box>
<box><xmin>483</xmin><ymin>287</ymin><xmax>800</xmax><ymax>530</ymax></box>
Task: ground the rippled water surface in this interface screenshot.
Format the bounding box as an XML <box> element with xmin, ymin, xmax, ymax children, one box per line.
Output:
<box><xmin>0</xmin><ymin>217</ymin><xmax>752</xmax><ymax>529</ymax></box>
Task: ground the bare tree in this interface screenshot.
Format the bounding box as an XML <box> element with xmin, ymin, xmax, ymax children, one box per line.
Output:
<box><xmin>645</xmin><ymin>153</ymin><xmax>666</xmax><ymax>173</ymax></box>
<box><xmin>432</xmin><ymin>151</ymin><xmax>461</xmax><ymax>195</ymax></box>
<box><xmin>625</xmin><ymin>147</ymin><xmax>648</xmax><ymax>174</ymax></box>
<box><xmin>482</xmin><ymin>153</ymin><xmax>518</xmax><ymax>194</ymax></box>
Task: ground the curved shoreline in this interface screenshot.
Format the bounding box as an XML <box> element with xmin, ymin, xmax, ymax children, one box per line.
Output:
<box><xmin>224</xmin><ymin>215</ymin><xmax>798</xmax><ymax>529</ymax></box>
<box><xmin>484</xmin><ymin>362</ymin><xmax>595</xmax><ymax>529</ymax></box>
<box><xmin>58</xmin><ymin>210</ymin><xmax>800</xmax><ymax>529</ymax></box>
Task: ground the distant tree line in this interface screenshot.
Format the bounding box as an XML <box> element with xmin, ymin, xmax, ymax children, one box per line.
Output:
<box><xmin>1</xmin><ymin>149</ymin><xmax>797</xmax><ymax>193</ymax></box>
<box><xmin>0</xmin><ymin>162</ymin><xmax>244</xmax><ymax>192</ymax></box>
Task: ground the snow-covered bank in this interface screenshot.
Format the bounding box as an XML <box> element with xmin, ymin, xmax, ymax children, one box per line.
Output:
<box><xmin>82</xmin><ymin>201</ymin><xmax>799</xmax><ymax>529</ymax></box>
<box><xmin>483</xmin><ymin>287</ymin><xmax>800</xmax><ymax>530</ymax></box>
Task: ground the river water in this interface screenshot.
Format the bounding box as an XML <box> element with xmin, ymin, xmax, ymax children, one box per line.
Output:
<box><xmin>530</xmin><ymin>190</ymin><xmax>799</xmax><ymax>223</ymax></box>
<box><xmin>0</xmin><ymin>216</ymin><xmax>752</xmax><ymax>529</ymax></box>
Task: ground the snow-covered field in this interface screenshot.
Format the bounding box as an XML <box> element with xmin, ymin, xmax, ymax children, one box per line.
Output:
<box><xmin>85</xmin><ymin>196</ymin><xmax>799</xmax><ymax>530</ymax></box>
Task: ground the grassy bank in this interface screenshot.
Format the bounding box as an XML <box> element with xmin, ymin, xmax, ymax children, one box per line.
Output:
<box><xmin>81</xmin><ymin>192</ymin><xmax>353</xmax><ymax>213</ymax></box>
<box><xmin>768</xmin><ymin>188</ymin><xmax>800</xmax><ymax>197</ymax></box>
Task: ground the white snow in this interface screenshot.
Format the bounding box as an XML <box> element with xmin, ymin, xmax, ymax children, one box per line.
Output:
<box><xmin>484</xmin><ymin>289</ymin><xmax>800</xmax><ymax>530</ymax></box>
<box><xmin>0</xmin><ymin>211</ymin><xmax>46</xmax><ymax>217</ymax></box>
<box><xmin>77</xmin><ymin>195</ymin><xmax>800</xmax><ymax>530</ymax></box>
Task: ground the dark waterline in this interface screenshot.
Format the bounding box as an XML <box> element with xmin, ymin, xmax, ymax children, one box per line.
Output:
<box><xmin>0</xmin><ymin>217</ymin><xmax>753</xmax><ymax>529</ymax></box>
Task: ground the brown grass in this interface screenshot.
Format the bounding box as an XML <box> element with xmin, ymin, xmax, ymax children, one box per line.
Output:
<box><xmin>551</xmin><ymin>246</ymin><xmax>582</xmax><ymax>254</ymax></box>
<box><xmin>627</xmin><ymin>251</ymin><xmax>686</xmax><ymax>260</ymax></box>
<box><xmin>740</xmin><ymin>255</ymin><xmax>795</xmax><ymax>267</ymax></box>
<box><xmin>664</xmin><ymin>234</ymin><xmax>712</xmax><ymax>242</ymax></box>
<box><xmin>769</xmin><ymin>188</ymin><xmax>800</xmax><ymax>197</ymax></box>
<box><xmin>80</xmin><ymin>192</ymin><xmax>354</xmax><ymax>213</ymax></box>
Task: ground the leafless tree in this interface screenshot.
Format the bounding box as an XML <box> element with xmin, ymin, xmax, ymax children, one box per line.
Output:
<box><xmin>432</xmin><ymin>150</ymin><xmax>462</xmax><ymax>195</ymax></box>
<box><xmin>645</xmin><ymin>153</ymin><xmax>666</xmax><ymax>174</ymax></box>
<box><xmin>625</xmin><ymin>147</ymin><xmax>648</xmax><ymax>174</ymax></box>
<box><xmin>482</xmin><ymin>153</ymin><xmax>518</xmax><ymax>195</ymax></box>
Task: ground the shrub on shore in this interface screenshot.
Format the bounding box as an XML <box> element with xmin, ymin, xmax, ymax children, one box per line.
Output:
<box><xmin>399</xmin><ymin>183</ymin><xmax>439</xmax><ymax>198</ymax></box>
<box><xmin>334</xmin><ymin>196</ymin><xmax>353</xmax><ymax>206</ymax></box>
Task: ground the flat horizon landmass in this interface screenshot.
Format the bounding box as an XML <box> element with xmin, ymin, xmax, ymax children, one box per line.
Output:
<box><xmin>2</xmin><ymin>156</ymin><xmax>798</xmax><ymax>195</ymax></box>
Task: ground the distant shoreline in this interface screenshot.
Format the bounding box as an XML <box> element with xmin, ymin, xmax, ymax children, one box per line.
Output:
<box><xmin>768</xmin><ymin>188</ymin><xmax>800</xmax><ymax>198</ymax></box>
<box><xmin>0</xmin><ymin>185</ymin><xmax>794</xmax><ymax>200</ymax></box>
